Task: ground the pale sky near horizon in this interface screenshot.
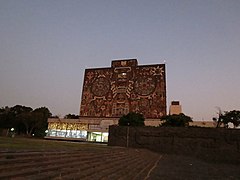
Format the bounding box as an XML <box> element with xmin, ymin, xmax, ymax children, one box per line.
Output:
<box><xmin>0</xmin><ymin>0</ymin><xmax>240</xmax><ymax>120</ymax></box>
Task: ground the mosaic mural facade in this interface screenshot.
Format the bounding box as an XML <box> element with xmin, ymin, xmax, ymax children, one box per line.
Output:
<box><xmin>80</xmin><ymin>59</ymin><xmax>166</xmax><ymax>119</ymax></box>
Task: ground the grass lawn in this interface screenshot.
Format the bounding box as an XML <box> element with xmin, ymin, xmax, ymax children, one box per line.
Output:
<box><xmin>0</xmin><ymin>136</ymin><xmax>108</xmax><ymax>151</ymax></box>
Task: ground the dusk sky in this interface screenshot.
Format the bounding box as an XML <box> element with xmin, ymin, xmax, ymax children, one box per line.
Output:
<box><xmin>0</xmin><ymin>0</ymin><xmax>239</xmax><ymax>120</ymax></box>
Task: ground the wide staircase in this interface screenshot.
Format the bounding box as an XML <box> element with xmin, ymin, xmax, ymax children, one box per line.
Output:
<box><xmin>0</xmin><ymin>147</ymin><xmax>160</xmax><ymax>179</ymax></box>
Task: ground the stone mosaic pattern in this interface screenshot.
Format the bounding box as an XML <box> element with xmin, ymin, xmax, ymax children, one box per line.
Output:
<box><xmin>80</xmin><ymin>59</ymin><xmax>166</xmax><ymax>119</ymax></box>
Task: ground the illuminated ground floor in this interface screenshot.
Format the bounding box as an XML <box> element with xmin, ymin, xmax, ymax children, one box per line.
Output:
<box><xmin>45</xmin><ymin>118</ymin><xmax>118</xmax><ymax>143</ymax></box>
<box><xmin>46</xmin><ymin>129</ymin><xmax>109</xmax><ymax>143</ymax></box>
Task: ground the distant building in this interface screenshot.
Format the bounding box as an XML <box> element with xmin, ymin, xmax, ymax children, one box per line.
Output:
<box><xmin>80</xmin><ymin>59</ymin><xmax>167</xmax><ymax>125</ymax></box>
<box><xmin>169</xmin><ymin>101</ymin><xmax>182</xmax><ymax>115</ymax></box>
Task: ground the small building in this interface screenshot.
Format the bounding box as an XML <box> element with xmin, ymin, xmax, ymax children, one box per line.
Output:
<box><xmin>45</xmin><ymin>118</ymin><xmax>113</xmax><ymax>142</ymax></box>
<box><xmin>45</xmin><ymin>118</ymin><xmax>88</xmax><ymax>141</ymax></box>
<box><xmin>169</xmin><ymin>101</ymin><xmax>182</xmax><ymax>115</ymax></box>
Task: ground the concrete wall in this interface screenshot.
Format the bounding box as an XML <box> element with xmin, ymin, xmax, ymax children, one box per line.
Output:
<box><xmin>108</xmin><ymin>126</ymin><xmax>240</xmax><ymax>164</ymax></box>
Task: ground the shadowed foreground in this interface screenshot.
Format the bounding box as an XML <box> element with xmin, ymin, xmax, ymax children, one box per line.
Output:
<box><xmin>0</xmin><ymin>137</ymin><xmax>239</xmax><ymax>179</ymax></box>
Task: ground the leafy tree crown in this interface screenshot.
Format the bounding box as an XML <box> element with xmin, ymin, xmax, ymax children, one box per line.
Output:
<box><xmin>160</xmin><ymin>113</ymin><xmax>192</xmax><ymax>127</ymax></box>
<box><xmin>118</xmin><ymin>112</ymin><xmax>145</xmax><ymax>126</ymax></box>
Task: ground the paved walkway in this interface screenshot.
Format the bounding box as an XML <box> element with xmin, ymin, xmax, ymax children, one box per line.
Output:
<box><xmin>149</xmin><ymin>154</ymin><xmax>240</xmax><ymax>180</ymax></box>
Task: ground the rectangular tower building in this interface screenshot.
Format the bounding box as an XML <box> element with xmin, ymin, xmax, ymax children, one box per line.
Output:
<box><xmin>80</xmin><ymin>59</ymin><xmax>167</xmax><ymax>122</ymax></box>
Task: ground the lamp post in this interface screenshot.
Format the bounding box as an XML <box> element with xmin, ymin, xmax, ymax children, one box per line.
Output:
<box><xmin>10</xmin><ymin>128</ymin><xmax>15</xmax><ymax>138</ymax></box>
<box><xmin>126</xmin><ymin>123</ymin><xmax>130</xmax><ymax>148</ymax></box>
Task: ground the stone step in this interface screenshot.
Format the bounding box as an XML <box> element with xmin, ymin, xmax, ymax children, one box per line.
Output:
<box><xmin>0</xmin><ymin>148</ymin><xmax>160</xmax><ymax>179</ymax></box>
<box><xmin>56</xmin><ymin>153</ymin><xmax>140</xmax><ymax>179</ymax></box>
<box><xmin>0</xmin><ymin>150</ymin><xmax>127</xmax><ymax>173</ymax></box>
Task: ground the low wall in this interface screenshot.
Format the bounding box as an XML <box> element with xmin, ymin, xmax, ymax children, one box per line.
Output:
<box><xmin>108</xmin><ymin>126</ymin><xmax>240</xmax><ymax>164</ymax></box>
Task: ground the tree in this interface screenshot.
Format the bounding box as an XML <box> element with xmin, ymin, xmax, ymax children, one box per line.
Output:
<box><xmin>18</xmin><ymin>107</ymin><xmax>52</xmax><ymax>136</ymax></box>
<box><xmin>0</xmin><ymin>106</ymin><xmax>13</xmax><ymax>129</ymax></box>
<box><xmin>33</xmin><ymin>107</ymin><xmax>52</xmax><ymax>120</ymax></box>
<box><xmin>0</xmin><ymin>105</ymin><xmax>33</xmax><ymax>135</ymax></box>
<box><xmin>64</xmin><ymin>114</ymin><xmax>79</xmax><ymax>119</ymax></box>
<box><xmin>0</xmin><ymin>105</ymin><xmax>52</xmax><ymax>137</ymax></box>
<box><xmin>212</xmin><ymin>107</ymin><xmax>224</xmax><ymax>128</ymax></box>
<box><xmin>13</xmin><ymin>107</ymin><xmax>52</xmax><ymax>136</ymax></box>
<box><xmin>10</xmin><ymin>105</ymin><xmax>32</xmax><ymax>115</ymax></box>
<box><xmin>118</xmin><ymin>112</ymin><xmax>145</xmax><ymax>126</ymax></box>
<box><xmin>17</xmin><ymin>111</ymin><xmax>34</xmax><ymax>135</ymax></box>
<box><xmin>213</xmin><ymin>110</ymin><xmax>240</xmax><ymax>128</ymax></box>
<box><xmin>160</xmin><ymin>113</ymin><xmax>192</xmax><ymax>127</ymax></box>
<box><xmin>223</xmin><ymin>110</ymin><xmax>240</xmax><ymax>128</ymax></box>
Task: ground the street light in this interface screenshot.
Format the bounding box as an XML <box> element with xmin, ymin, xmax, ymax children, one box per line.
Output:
<box><xmin>10</xmin><ymin>128</ymin><xmax>15</xmax><ymax>138</ymax></box>
<box><xmin>126</xmin><ymin>123</ymin><xmax>130</xmax><ymax>148</ymax></box>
